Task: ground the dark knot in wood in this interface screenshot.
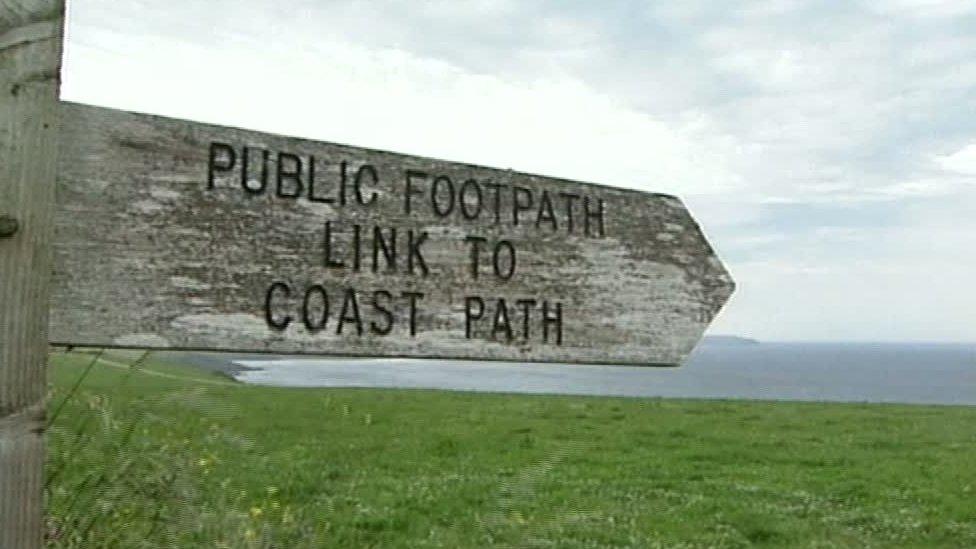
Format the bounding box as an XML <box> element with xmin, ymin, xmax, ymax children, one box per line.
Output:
<box><xmin>0</xmin><ymin>215</ymin><xmax>19</xmax><ymax>238</ymax></box>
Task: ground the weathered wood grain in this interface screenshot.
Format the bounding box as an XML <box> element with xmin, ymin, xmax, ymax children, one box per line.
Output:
<box><xmin>50</xmin><ymin>102</ymin><xmax>734</xmax><ymax>366</ymax></box>
<box><xmin>0</xmin><ymin>1</ymin><xmax>64</xmax><ymax>548</ymax></box>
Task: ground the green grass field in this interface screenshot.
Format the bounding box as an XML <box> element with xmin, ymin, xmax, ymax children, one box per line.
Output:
<box><xmin>45</xmin><ymin>349</ymin><xmax>975</xmax><ymax>548</ymax></box>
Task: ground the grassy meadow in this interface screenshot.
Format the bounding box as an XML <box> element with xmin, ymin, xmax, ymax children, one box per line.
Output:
<box><xmin>45</xmin><ymin>349</ymin><xmax>976</xmax><ymax>548</ymax></box>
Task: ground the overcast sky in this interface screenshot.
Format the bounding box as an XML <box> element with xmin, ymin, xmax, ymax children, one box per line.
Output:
<box><xmin>61</xmin><ymin>0</ymin><xmax>976</xmax><ymax>342</ymax></box>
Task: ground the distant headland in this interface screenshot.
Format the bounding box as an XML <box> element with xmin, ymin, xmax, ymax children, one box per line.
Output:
<box><xmin>703</xmin><ymin>335</ymin><xmax>760</xmax><ymax>345</ymax></box>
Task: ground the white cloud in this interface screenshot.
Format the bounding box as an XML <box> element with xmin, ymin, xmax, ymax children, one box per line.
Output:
<box><xmin>864</xmin><ymin>0</ymin><xmax>976</xmax><ymax>18</ymax></box>
<box><xmin>63</xmin><ymin>17</ymin><xmax>744</xmax><ymax>198</ymax></box>
<box><xmin>936</xmin><ymin>143</ymin><xmax>976</xmax><ymax>174</ymax></box>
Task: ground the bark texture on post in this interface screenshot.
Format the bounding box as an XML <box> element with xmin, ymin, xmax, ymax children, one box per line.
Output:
<box><xmin>0</xmin><ymin>1</ymin><xmax>65</xmax><ymax>547</ymax></box>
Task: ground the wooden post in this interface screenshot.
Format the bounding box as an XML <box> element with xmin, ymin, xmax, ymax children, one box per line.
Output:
<box><xmin>0</xmin><ymin>1</ymin><xmax>65</xmax><ymax>547</ymax></box>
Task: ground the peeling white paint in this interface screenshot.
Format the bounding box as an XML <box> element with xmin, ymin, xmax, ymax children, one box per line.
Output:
<box><xmin>169</xmin><ymin>276</ymin><xmax>210</xmax><ymax>291</ymax></box>
<box><xmin>113</xmin><ymin>333</ymin><xmax>172</xmax><ymax>347</ymax></box>
<box><xmin>131</xmin><ymin>199</ymin><xmax>164</xmax><ymax>214</ymax></box>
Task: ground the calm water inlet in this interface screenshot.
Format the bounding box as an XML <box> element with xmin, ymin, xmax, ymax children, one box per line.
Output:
<box><xmin>226</xmin><ymin>342</ymin><xmax>976</xmax><ymax>405</ymax></box>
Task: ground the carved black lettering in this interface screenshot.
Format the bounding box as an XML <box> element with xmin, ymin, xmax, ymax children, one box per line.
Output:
<box><xmin>265</xmin><ymin>282</ymin><xmax>292</xmax><ymax>330</ymax></box>
<box><xmin>355</xmin><ymin>164</ymin><xmax>379</xmax><ymax>206</ymax></box>
<box><xmin>485</xmin><ymin>182</ymin><xmax>504</xmax><ymax>224</ymax></box>
<box><xmin>536</xmin><ymin>190</ymin><xmax>557</xmax><ymax>231</ymax></box>
<box><xmin>407</xmin><ymin>230</ymin><xmax>429</xmax><ymax>276</ymax></box>
<box><xmin>513</xmin><ymin>186</ymin><xmax>533</xmax><ymax>226</ymax></box>
<box><xmin>464</xmin><ymin>235</ymin><xmax>487</xmax><ymax>279</ymax></box>
<box><xmin>302</xmin><ymin>284</ymin><xmax>329</xmax><ymax>332</ymax></box>
<box><xmin>324</xmin><ymin>221</ymin><xmax>345</xmax><ymax>269</ymax></box>
<box><xmin>543</xmin><ymin>301</ymin><xmax>563</xmax><ymax>345</ymax></box>
<box><xmin>465</xmin><ymin>296</ymin><xmax>484</xmax><ymax>338</ymax></box>
<box><xmin>559</xmin><ymin>192</ymin><xmax>580</xmax><ymax>234</ymax></box>
<box><xmin>516</xmin><ymin>298</ymin><xmax>537</xmax><ymax>340</ymax></box>
<box><xmin>308</xmin><ymin>156</ymin><xmax>335</xmax><ymax>204</ymax></box>
<box><xmin>493</xmin><ymin>240</ymin><xmax>516</xmax><ymax>281</ymax></box>
<box><xmin>241</xmin><ymin>147</ymin><xmax>269</xmax><ymax>194</ymax></box>
<box><xmin>459</xmin><ymin>179</ymin><xmax>483</xmax><ymax>220</ymax></box>
<box><xmin>404</xmin><ymin>170</ymin><xmax>427</xmax><ymax>214</ymax></box>
<box><xmin>352</xmin><ymin>224</ymin><xmax>362</xmax><ymax>272</ymax></box>
<box><xmin>584</xmin><ymin>196</ymin><xmax>606</xmax><ymax>238</ymax></box>
<box><xmin>491</xmin><ymin>298</ymin><xmax>513</xmax><ymax>341</ymax></box>
<box><xmin>339</xmin><ymin>160</ymin><xmax>349</xmax><ymax>206</ymax></box>
<box><xmin>337</xmin><ymin>288</ymin><xmax>363</xmax><ymax>336</ymax></box>
<box><xmin>372</xmin><ymin>226</ymin><xmax>397</xmax><ymax>273</ymax></box>
<box><xmin>371</xmin><ymin>289</ymin><xmax>394</xmax><ymax>335</ymax></box>
<box><xmin>276</xmin><ymin>152</ymin><xmax>303</xmax><ymax>198</ymax></box>
<box><xmin>431</xmin><ymin>175</ymin><xmax>455</xmax><ymax>217</ymax></box>
<box><xmin>207</xmin><ymin>142</ymin><xmax>235</xmax><ymax>189</ymax></box>
<box><xmin>402</xmin><ymin>291</ymin><xmax>424</xmax><ymax>336</ymax></box>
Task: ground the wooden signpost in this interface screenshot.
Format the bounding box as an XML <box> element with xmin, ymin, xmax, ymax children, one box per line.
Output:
<box><xmin>50</xmin><ymin>102</ymin><xmax>733</xmax><ymax>366</ymax></box>
<box><xmin>1</xmin><ymin>1</ymin><xmax>734</xmax><ymax>546</ymax></box>
<box><xmin>1</xmin><ymin>1</ymin><xmax>64</xmax><ymax>546</ymax></box>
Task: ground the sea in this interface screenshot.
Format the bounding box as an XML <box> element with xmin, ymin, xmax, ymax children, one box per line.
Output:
<box><xmin>229</xmin><ymin>341</ymin><xmax>976</xmax><ymax>405</ymax></box>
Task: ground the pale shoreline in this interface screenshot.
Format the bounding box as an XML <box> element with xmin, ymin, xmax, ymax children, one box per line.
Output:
<box><xmin>159</xmin><ymin>342</ymin><xmax>976</xmax><ymax>406</ymax></box>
